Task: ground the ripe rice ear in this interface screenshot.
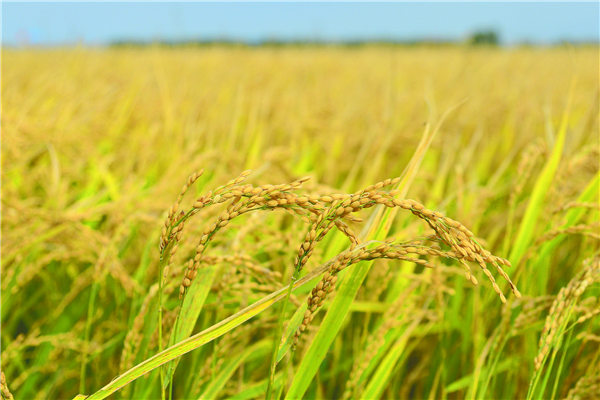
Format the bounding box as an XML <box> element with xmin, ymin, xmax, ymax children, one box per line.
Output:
<box><xmin>1</xmin><ymin>372</ymin><xmax>14</xmax><ymax>400</ymax></box>
<box><xmin>286</xmin><ymin>110</ymin><xmax>446</xmax><ymax>399</ymax></box>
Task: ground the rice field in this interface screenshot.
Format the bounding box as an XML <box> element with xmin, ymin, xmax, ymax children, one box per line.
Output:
<box><xmin>1</xmin><ymin>45</ymin><xmax>599</xmax><ymax>400</ymax></box>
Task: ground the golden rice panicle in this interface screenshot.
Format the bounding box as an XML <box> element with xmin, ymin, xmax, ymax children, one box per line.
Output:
<box><xmin>371</xmin><ymin>193</ymin><xmax>519</xmax><ymax>301</ymax></box>
<box><xmin>178</xmin><ymin>170</ymin><xmax>204</xmax><ymax>203</ymax></box>
<box><xmin>292</xmin><ymin>216</ymin><xmax>516</xmax><ymax>346</ymax></box>
<box><xmin>173</xmin><ymin>171</ymin><xmax>519</xmax><ymax>304</ymax></box>
<box><xmin>181</xmin><ymin>187</ymin><xmax>265</xmax><ymax>298</ymax></box>
<box><xmin>162</xmin><ymin>210</ymin><xmax>186</xmax><ymax>280</ymax></box>
<box><xmin>159</xmin><ymin>169</ymin><xmax>204</xmax><ymax>253</ymax></box>
<box><xmin>359</xmin><ymin>176</ymin><xmax>402</xmax><ymax>194</ymax></box>
<box><xmin>403</xmin><ymin>198</ymin><xmax>520</xmax><ymax>301</ymax></box>
<box><xmin>333</xmin><ymin>219</ymin><xmax>360</xmax><ymax>248</ymax></box>
<box><xmin>1</xmin><ymin>371</ymin><xmax>14</xmax><ymax>400</ymax></box>
<box><xmin>534</xmin><ymin>256</ymin><xmax>600</xmax><ymax>371</ymax></box>
<box><xmin>293</xmin><ymin>214</ymin><xmax>325</xmax><ymax>275</ymax></box>
<box><xmin>290</xmin><ymin>188</ymin><xmax>404</xmax><ymax>279</ymax></box>
<box><xmin>291</xmin><ymin>190</ymin><xmax>386</xmax><ymax>278</ymax></box>
<box><xmin>179</xmin><ymin>173</ymin><xmax>316</xmax><ymax>298</ymax></box>
<box><xmin>293</xmin><ymin>259</ymin><xmax>343</xmax><ymax>349</ymax></box>
<box><xmin>214</xmin><ymin>169</ymin><xmax>252</xmax><ymax>195</ymax></box>
<box><xmin>293</xmin><ymin>204</ymin><xmax>337</xmax><ymax>270</ymax></box>
<box><xmin>293</xmin><ymin>242</ymin><xmax>435</xmax><ymax>347</ymax></box>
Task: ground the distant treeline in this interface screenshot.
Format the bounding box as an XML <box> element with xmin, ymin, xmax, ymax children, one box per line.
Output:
<box><xmin>108</xmin><ymin>35</ymin><xmax>598</xmax><ymax>48</ymax></box>
<box><xmin>109</xmin><ymin>38</ymin><xmax>460</xmax><ymax>48</ymax></box>
<box><xmin>111</xmin><ymin>30</ymin><xmax>502</xmax><ymax>47</ymax></box>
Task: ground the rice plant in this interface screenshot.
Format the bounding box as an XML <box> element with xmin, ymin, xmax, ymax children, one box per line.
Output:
<box><xmin>1</xmin><ymin>45</ymin><xmax>598</xmax><ymax>400</ymax></box>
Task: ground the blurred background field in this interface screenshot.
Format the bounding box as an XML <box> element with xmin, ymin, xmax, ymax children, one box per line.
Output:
<box><xmin>2</xmin><ymin>44</ymin><xmax>598</xmax><ymax>399</ymax></box>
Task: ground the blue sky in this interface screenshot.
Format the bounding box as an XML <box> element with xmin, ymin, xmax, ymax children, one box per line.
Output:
<box><xmin>2</xmin><ymin>2</ymin><xmax>599</xmax><ymax>46</ymax></box>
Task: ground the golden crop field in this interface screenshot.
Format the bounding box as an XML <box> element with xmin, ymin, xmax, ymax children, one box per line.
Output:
<box><xmin>1</xmin><ymin>46</ymin><xmax>599</xmax><ymax>400</ymax></box>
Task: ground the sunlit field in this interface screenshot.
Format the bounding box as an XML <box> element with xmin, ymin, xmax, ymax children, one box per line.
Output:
<box><xmin>1</xmin><ymin>45</ymin><xmax>599</xmax><ymax>400</ymax></box>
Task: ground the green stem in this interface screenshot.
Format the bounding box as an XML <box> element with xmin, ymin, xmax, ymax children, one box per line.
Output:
<box><xmin>80</xmin><ymin>280</ymin><xmax>99</xmax><ymax>394</ymax></box>
<box><xmin>266</xmin><ymin>271</ymin><xmax>298</xmax><ymax>400</ymax></box>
